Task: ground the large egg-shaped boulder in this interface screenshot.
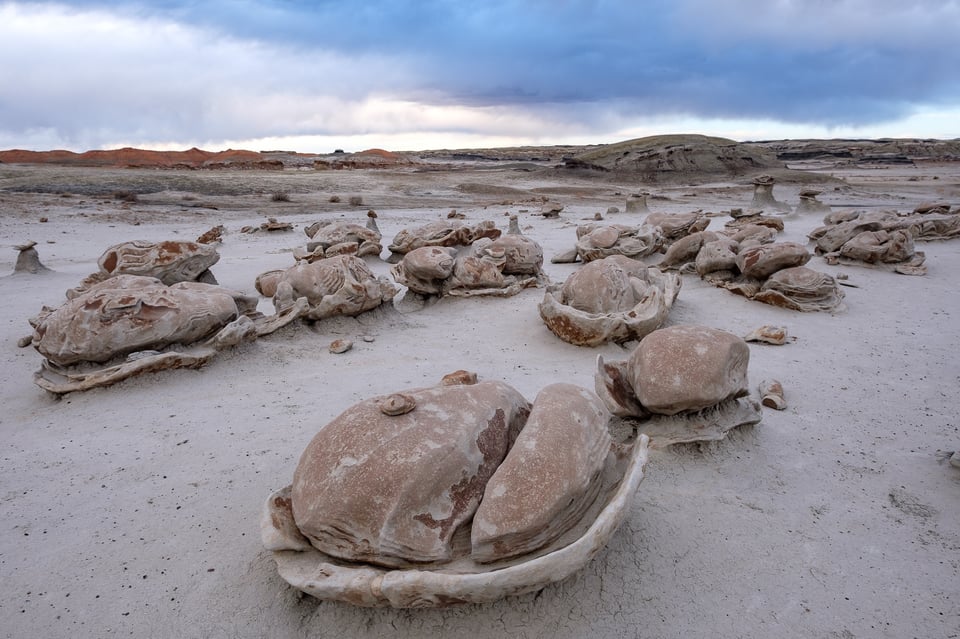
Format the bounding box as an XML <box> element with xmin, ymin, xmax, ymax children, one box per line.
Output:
<box><xmin>471</xmin><ymin>383</ymin><xmax>612</xmax><ymax>563</ymax></box>
<box><xmin>628</xmin><ymin>325</ymin><xmax>750</xmax><ymax>415</ymax></box>
<box><xmin>291</xmin><ymin>380</ymin><xmax>531</xmax><ymax>567</ymax></box>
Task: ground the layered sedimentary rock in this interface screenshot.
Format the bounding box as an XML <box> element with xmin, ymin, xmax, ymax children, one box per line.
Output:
<box><xmin>68</xmin><ymin>240</ymin><xmax>219</xmax><ymax>298</ymax></box>
<box><xmin>30</xmin><ymin>275</ymin><xmax>252</xmax><ymax>366</ymax></box>
<box><xmin>267</xmin><ymin>255</ymin><xmax>396</xmax><ymax>320</ymax></box>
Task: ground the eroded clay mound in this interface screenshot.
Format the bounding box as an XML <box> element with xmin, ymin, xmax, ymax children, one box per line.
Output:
<box><xmin>291</xmin><ymin>380</ymin><xmax>532</xmax><ymax>567</ymax></box>
<box><xmin>31</xmin><ymin>275</ymin><xmax>248</xmax><ymax>366</ymax></box>
<box><xmin>539</xmin><ymin>255</ymin><xmax>681</xmax><ymax>346</ymax></box>
<box><xmin>471</xmin><ymin>383</ymin><xmax>611</xmax><ymax>563</ymax></box>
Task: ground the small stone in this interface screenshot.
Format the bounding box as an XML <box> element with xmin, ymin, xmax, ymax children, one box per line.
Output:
<box><xmin>378</xmin><ymin>393</ymin><xmax>417</xmax><ymax>416</ymax></box>
<box><xmin>949</xmin><ymin>452</ymin><xmax>960</xmax><ymax>469</ymax></box>
<box><xmin>441</xmin><ymin>370</ymin><xmax>478</xmax><ymax>386</ymax></box>
<box><xmin>759</xmin><ymin>379</ymin><xmax>787</xmax><ymax>410</ymax></box>
<box><xmin>329</xmin><ymin>339</ymin><xmax>353</xmax><ymax>354</ymax></box>
<box><xmin>361</xmin><ymin>335</ymin><xmax>375</xmax><ymax>343</ymax></box>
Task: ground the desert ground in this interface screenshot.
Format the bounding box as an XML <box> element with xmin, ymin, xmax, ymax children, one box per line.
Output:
<box><xmin>1</xmin><ymin>151</ymin><xmax>958</xmax><ymax>638</ymax></box>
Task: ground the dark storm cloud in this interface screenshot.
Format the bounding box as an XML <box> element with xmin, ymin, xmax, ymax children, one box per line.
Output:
<box><xmin>2</xmin><ymin>0</ymin><xmax>958</xmax><ymax>148</ymax></box>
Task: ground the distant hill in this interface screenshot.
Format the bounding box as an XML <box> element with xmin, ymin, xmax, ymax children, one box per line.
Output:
<box><xmin>561</xmin><ymin>134</ymin><xmax>782</xmax><ymax>178</ymax></box>
<box><xmin>0</xmin><ymin>147</ymin><xmax>419</xmax><ymax>169</ymax></box>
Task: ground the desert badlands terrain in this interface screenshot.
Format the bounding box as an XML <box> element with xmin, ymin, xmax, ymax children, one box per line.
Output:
<box><xmin>0</xmin><ymin>137</ymin><xmax>958</xmax><ymax>638</ymax></box>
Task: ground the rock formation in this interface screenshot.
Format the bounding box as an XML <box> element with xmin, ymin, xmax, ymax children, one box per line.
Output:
<box><xmin>25</xmin><ymin>274</ymin><xmax>305</xmax><ymax>394</ymax></box>
<box><xmin>262</xmin><ymin>374</ymin><xmax>649</xmax><ymax>606</ymax></box>
<box><xmin>595</xmin><ymin>325</ymin><xmax>763</xmax><ymax>446</ymax></box>
<box><xmin>539</xmin><ymin>255</ymin><xmax>681</xmax><ymax>346</ymax></box>
<box><xmin>750</xmin><ymin>175</ymin><xmax>792</xmax><ymax>213</ymax></box>
<box><xmin>68</xmin><ymin>240</ymin><xmax>220</xmax><ymax>298</ymax></box>
<box><xmin>263</xmin><ymin>255</ymin><xmax>397</xmax><ymax>320</ymax></box>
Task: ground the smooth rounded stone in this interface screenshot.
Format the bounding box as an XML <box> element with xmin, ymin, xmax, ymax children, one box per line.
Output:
<box><xmin>254</xmin><ymin>269</ymin><xmax>284</xmax><ymax>297</ymax></box>
<box><xmin>539</xmin><ymin>255</ymin><xmax>681</xmax><ymax>346</ymax></box>
<box><xmin>291</xmin><ymin>380</ymin><xmax>531</xmax><ymax>567</ymax></box>
<box><xmin>484</xmin><ymin>234</ymin><xmax>543</xmax><ymax>275</ymax></box>
<box><xmin>378</xmin><ymin>393</ymin><xmax>416</xmax><ymax>415</ymax></box>
<box><xmin>629</xmin><ymin>325</ymin><xmax>750</xmax><ymax>415</ymax></box>
<box><xmin>657</xmin><ymin>231</ymin><xmax>718</xmax><ymax>270</ymax></box>
<box><xmin>471</xmin><ymin>384</ymin><xmax>611</xmax><ymax>563</ymax></box>
<box><xmin>30</xmin><ymin>275</ymin><xmax>245</xmax><ymax>366</ymax></box>
<box><xmin>643</xmin><ymin>211</ymin><xmax>709</xmax><ymax>241</ymax></box>
<box><xmin>752</xmin><ymin>266</ymin><xmax>845</xmax><ymax>312</ymax></box>
<box><xmin>695</xmin><ymin>238</ymin><xmax>739</xmax><ymax>276</ymax></box>
<box><xmin>735</xmin><ymin>242</ymin><xmax>811</xmax><ymax>279</ymax></box>
<box><xmin>329</xmin><ymin>338</ymin><xmax>353</xmax><ymax>354</ymax></box>
<box><xmin>390</xmin><ymin>246</ymin><xmax>457</xmax><ymax>295</ymax></box>
<box><xmin>271</xmin><ymin>255</ymin><xmax>396</xmax><ymax>320</ymax></box>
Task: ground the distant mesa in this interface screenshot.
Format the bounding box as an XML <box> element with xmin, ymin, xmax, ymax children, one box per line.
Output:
<box><xmin>0</xmin><ymin>146</ymin><xmax>418</xmax><ymax>170</ymax></box>
<box><xmin>0</xmin><ymin>147</ymin><xmax>279</xmax><ymax>169</ymax></box>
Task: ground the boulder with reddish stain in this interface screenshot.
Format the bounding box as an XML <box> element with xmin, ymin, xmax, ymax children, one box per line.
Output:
<box><xmin>290</xmin><ymin>380</ymin><xmax>531</xmax><ymax>567</ymax></box>
<box><xmin>626</xmin><ymin>325</ymin><xmax>750</xmax><ymax>416</ymax></box>
<box><xmin>643</xmin><ymin>211</ymin><xmax>709</xmax><ymax>243</ymax></box>
<box><xmin>471</xmin><ymin>384</ymin><xmax>611</xmax><ymax>563</ymax></box>
<box><xmin>29</xmin><ymin>274</ymin><xmax>254</xmax><ymax>366</ymax></box>
<box><xmin>69</xmin><ymin>240</ymin><xmax>220</xmax><ymax>298</ymax></box>
<box><xmin>594</xmin><ymin>325</ymin><xmax>762</xmax><ymax>447</ymax></box>
<box><xmin>735</xmin><ymin>242</ymin><xmax>811</xmax><ymax>279</ymax></box>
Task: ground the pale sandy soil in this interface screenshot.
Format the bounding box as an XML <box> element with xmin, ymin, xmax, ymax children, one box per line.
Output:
<box><xmin>1</xmin><ymin>160</ymin><xmax>958</xmax><ymax>638</ymax></box>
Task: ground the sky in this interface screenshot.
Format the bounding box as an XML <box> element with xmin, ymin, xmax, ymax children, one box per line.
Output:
<box><xmin>2</xmin><ymin>0</ymin><xmax>959</xmax><ymax>153</ymax></box>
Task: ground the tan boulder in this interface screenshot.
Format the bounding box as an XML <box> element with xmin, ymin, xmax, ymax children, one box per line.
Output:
<box><xmin>471</xmin><ymin>384</ymin><xmax>611</xmax><ymax>563</ymax></box>
<box><xmin>290</xmin><ymin>380</ymin><xmax>531</xmax><ymax>567</ymax></box>
<box><xmin>628</xmin><ymin>325</ymin><xmax>750</xmax><ymax>415</ymax></box>
<box><xmin>735</xmin><ymin>242</ymin><xmax>811</xmax><ymax>279</ymax></box>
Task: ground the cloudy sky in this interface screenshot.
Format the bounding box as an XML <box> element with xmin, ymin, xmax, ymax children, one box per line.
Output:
<box><xmin>2</xmin><ymin>0</ymin><xmax>959</xmax><ymax>152</ymax></box>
